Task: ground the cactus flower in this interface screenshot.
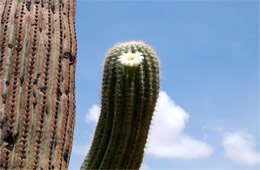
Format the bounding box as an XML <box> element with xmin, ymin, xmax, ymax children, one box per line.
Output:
<box><xmin>118</xmin><ymin>51</ymin><xmax>144</xmax><ymax>67</ymax></box>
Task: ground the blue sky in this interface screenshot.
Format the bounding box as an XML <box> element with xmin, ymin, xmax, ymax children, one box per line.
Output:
<box><xmin>69</xmin><ymin>1</ymin><xmax>259</xmax><ymax>170</ymax></box>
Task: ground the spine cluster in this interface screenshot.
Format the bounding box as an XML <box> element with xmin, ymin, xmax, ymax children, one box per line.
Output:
<box><xmin>81</xmin><ymin>41</ymin><xmax>160</xmax><ymax>169</ymax></box>
<box><xmin>0</xmin><ymin>0</ymin><xmax>77</xmax><ymax>169</ymax></box>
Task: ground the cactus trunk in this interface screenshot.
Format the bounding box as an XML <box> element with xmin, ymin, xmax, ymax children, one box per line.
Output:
<box><xmin>0</xmin><ymin>0</ymin><xmax>77</xmax><ymax>169</ymax></box>
<box><xmin>81</xmin><ymin>41</ymin><xmax>159</xmax><ymax>169</ymax></box>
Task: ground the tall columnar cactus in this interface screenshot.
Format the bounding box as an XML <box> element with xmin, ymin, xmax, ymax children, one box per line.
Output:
<box><xmin>0</xmin><ymin>0</ymin><xmax>77</xmax><ymax>169</ymax></box>
<box><xmin>81</xmin><ymin>41</ymin><xmax>160</xmax><ymax>169</ymax></box>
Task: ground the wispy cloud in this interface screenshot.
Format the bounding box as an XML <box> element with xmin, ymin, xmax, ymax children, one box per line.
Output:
<box><xmin>222</xmin><ymin>131</ymin><xmax>260</xmax><ymax>166</ymax></box>
<box><xmin>140</xmin><ymin>162</ymin><xmax>150</xmax><ymax>170</ymax></box>
<box><xmin>146</xmin><ymin>91</ymin><xmax>213</xmax><ymax>159</ymax></box>
<box><xmin>85</xmin><ymin>104</ymin><xmax>100</xmax><ymax>123</ymax></box>
<box><xmin>72</xmin><ymin>144</ymin><xmax>90</xmax><ymax>156</ymax></box>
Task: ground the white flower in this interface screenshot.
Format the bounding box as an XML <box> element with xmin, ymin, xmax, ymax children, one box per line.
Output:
<box><xmin>118</xmin><ymin>51</ymin><xmax>144</xmax><ymax>67</ymax></box>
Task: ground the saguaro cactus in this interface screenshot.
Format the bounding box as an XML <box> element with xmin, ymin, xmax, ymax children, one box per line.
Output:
<box><xmin>81</xmin><ymin>41</ymin><xmax>160</xmax><ymax>169</ymax></box>
<box><xmin>0</xmin><ymin>0</ymin><xmax>77</xmax><ymax>169</ymax></box>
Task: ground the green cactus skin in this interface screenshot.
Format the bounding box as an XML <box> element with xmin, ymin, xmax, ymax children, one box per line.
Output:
<box><xmin>81</xmin><ymin>41</ymin><xmax>160</xmax><ymax>170</ymax></box>
<box><xmin>0</xmin><ymin>0</ymin><xmax>77</xmax><ymax>169</ymax></box>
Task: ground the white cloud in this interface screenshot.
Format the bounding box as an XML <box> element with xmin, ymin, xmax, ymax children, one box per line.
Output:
<box><xmin>222</xmin><ymin>131</ymin><xmax>260</xmax><ymax>166</ymax></box>
<box><xmin>82</xmin><ymin>91</ymin><xmax>212</xmax><ymax>160</ymax></box>
<box><xmin>146</xmin><ymin>91</ymin><xmax>213</xmax><ymax>159</ymax></box>
<box><xmin>85</xmin><ymin>104</ymin><xmax>100</xmax><ymax>123</ymax></box>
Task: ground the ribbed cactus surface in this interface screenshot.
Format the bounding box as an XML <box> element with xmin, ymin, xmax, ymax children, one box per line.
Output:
<box><xmin>0</xmin><ymin>0</ymin><xmax>77</xmax><ymax>169</ymax></box>
<box><xmin>81</xmin><ymin>41</ymin><xmax>160</xmax><ymax>169</ymax></box>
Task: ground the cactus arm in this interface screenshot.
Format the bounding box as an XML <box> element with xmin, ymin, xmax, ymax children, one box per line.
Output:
<box><xmin>81</xmin><ymin>41</ymin><xmax>160</xmax><ymax>170</ymax></box>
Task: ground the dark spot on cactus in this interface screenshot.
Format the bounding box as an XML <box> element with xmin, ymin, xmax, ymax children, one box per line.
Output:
<box><xmin>39</xmin><ymin>27</ymin><xmax>42</xmax><ymax>33</ymax></box>
<box><xmin>26</xmin><ymin>0</ymin><xmax>31</xmax><ymax>11</ymax></box>
<box><xmin>0</xmin><ymin>119</ymin><xmax>4</xmax><ymax>129</ymax></box>
<box><xmin>8</xmin><ymin>44</ymin><xmax>13</xmax><ymax>49</ymax></box>
<box><xmin>2</xmin><ymin>94</ymin><xmax>6</xmax><ymax>104</ymax></box>
<box><xmin>17</xmin><ymin>44</ymin><xmax>22</xmax><ymax>51</ymax></box>
<box><xmin>20</xmin><ymin>76</ymin><xmax>24</xmax><ymax>85</ymax></box>
<box><xmin>63</xmin><ymin>52</ymin><xmax>70</xmax><ymax>59</ymax></box>
<box><xmin>33</xmin><ymin>93</ymin><xmax>37</xmax><ymax>107</ymax></box>
<box><xmin>37</xmin><ymin>73</ymin><xmax>41</xmax><ymax>78</ymax></box>
<box><xmin>69</xmin><ymin>55</ymin><xmax>75</xmax><ymax>65</ymax></box>
<box><xmin>63</xmin><ymin>150</ymin><xmax>69</xmax><ymax>162</ymax></box>
<box><xmin>40</xmin><ymin>86</ymin><xmax>47</xmax><ymax>93</ymax></box>
<box><xmin>3</xmin><ymin>134</ymin><xmax>16</xmax><ymax>151</ymax></box>
<box><xmin>65</xmin><ymin>89</ymin><xmax>69</xmax><ymax>96</ymax></box>
<box><xmin>33</xmin><ymin>78</ymin><xmax>38</xmax><ymax>85</ymax></box>
<box><xmin>51</xmin><ymin>5</ymin><xmax>55</xmax><ymax>14</ymax></box>
<box><xmin>56</xmin><ymin>88</ymin><xmax>62</xmax><ymax>100</ymax></box>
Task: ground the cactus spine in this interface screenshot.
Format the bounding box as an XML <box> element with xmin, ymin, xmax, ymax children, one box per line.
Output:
<box><xmin>0</xmin><ymin>0</ymin><xmax>77</xmax><ymax>169</ymax></box>
<box><xmin>81</xmin><ymin>41</ymin><xmax>160</xmax><ymax>169</ymax></box>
